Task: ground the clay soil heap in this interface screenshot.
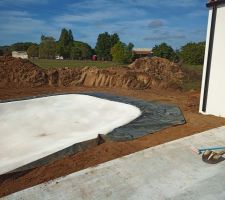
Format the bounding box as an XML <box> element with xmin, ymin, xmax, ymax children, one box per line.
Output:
<box><xmin>0</xmin><ymin>56</ymin><xmax>183</xmax><ymax>90</ymax></box>
<box><xmin>0</xmin><ymin>56</ymin><xmax>48</xmax><ymax>88</ymax></box>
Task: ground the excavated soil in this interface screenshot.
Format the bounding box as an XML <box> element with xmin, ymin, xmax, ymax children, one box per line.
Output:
<box><xmin>0</xmin><ymin>56</ymin><xmax>183</xmax><ymax>90</ymax></box>
<box><xmin>1</xmin><ymin>57</ymin><xmax>225</xmax><ymax>197</ymax></box>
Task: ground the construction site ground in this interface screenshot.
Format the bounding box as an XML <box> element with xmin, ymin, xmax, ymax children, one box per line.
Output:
<box><xmin>4</xmin><ymin>125</ymin><xmax>225</xmax><ymax>200</ymax></box>
<box><xmin>1</xmin><ymin>86</ymin><xmax>225</xmax><ymax>197</ymax></box>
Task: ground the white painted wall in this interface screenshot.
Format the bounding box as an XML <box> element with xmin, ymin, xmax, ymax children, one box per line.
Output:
<box><xmin>199</xmin><ymin>8</ymin><xmax>212</xmax><ymax>112</ymax></box>
<box><xmin>200</xmin><ymin>5</ymin><xmax>225</xmax><ymax>117</ymax></box>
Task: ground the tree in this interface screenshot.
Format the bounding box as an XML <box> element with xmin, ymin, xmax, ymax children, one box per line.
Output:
<box><xmin>95</xmin><ymin>32</ymin><xmax>122</xmax><ymax>61</ymax></box>
<box><xmin>111</xmin><ymin>42</ymin><xmax>133</xmax><ymax>64</ymax></box>
<box><xmin>59</xmin><ymin>28</ymin><xmax>70</xmax><ymax>46</ymax></box>
<box><xmin>73</xmin><ymin>41</ymin><xmax>93</xmax><ymax>60</ymax></box>
<box><xmin>70</xmin><ymin>47</ymin><xmax>81</xmax><ymax>60</ymax></box>
<box><xmin>127</xmin><ymin>42</ymin><xmax>134</xmax><ymax>51</ymax></box>
<box><xmin>10</xmin><ymin>42</ymin><xmax>36</xmax><ymax>51</ymax></box>
<box><xmin>27</xmin><ymin>45</ymin><xmax>39</xmax><ymax>58</ymax></box>
<box><xmin>179</xmin><ymin>42</ymin><xmax>205</xmax><ymax>65</ymax></box>
<box><xmin>95</xmin><ymin>32</ymin><xmax>112</xmax><ymax>60</ymax></box>
<box><xmin>152</xmin><ymin>43</ymin><xmax>178</xmax><ymax>61</ymax></box>
<box><xmin>68</xmin><ymin>29</ymin><xmax>74</xmax><ymax>42</ymax></box>
<box><xmin>57</xmin><ymin>28</ymin><xmax>74</xmax><ymax>59</ymax></box>
<box><xmin>110</xmin><ymin>33</ymin><xmax>120</xmax><ymax>48</ymax></box>
<box><xmin>39</xmin><ymin>35</ymin><xmax>56</xmax><ymax>59</ymax></box>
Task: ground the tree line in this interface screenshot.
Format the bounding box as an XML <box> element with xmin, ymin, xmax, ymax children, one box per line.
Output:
<box><xmin>0</xmin><ymin>28</ymin><xmax>205</xmax><ymax>65</ymax></box>
<box><xmin>28</xmin><ymin>29</ymin><xmax>94</xmax><ymax>60</ymax></box>
<box><xmin>152</xmin><ymin>42</ymin><xmax>205</xmax><ymax>65</ymax></box>
<box><xmin>0</xmin><ymin>29</ymin><xmax>133</xmax><ymax>63</ymax></box>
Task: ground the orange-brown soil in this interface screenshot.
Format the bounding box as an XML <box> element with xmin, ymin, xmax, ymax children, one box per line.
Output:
<box><xmin>1</xmin><ymin>86</ymin><xmax>225</xmax><ymax>197</ymax></box>
<box><xmin>0</xmin><ymin>56</ymin><xmax>183</xmax><ymax>90</ymax></box>
<box><xmin>0</xmin><ymin>57</ymin><xmax>225</xmax><ymax>197</ymax></box>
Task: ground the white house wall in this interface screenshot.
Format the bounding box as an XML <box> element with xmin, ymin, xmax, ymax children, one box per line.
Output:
<box><xmin>200</xmin><ymin>5</ymin><xmax>225</xmax><ymax>117</ymax></box>
<box><xmin>199</xmin><ymin>8</ymin><xmax>212</xmax><ymax>113</ymax></box>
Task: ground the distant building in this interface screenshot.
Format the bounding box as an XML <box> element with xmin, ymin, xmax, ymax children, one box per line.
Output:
<box><xmin>56</xmin><ymin>55</ymin><xmax>64</xmax><ymax>60</ymax></box>
<box><xmin>200</xmin><ymin>0</ymin><xmax>225</xmax><ymax>117</ymax></box>
<box><xmin>12</xmin><ymin>51</ymin><xmax>28</xmax><ymax>59</ymax></box>
<box><xmin>132</xmin><ymin>48</ymin><xmax>152</xmax><ymax>59</ymax></box>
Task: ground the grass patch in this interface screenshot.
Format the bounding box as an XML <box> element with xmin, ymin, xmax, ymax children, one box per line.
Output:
<box><xmin>30</xmin><ymin>59</ymin><xmax>127</xmax><ymax>69</ymax></box>
<box><xmin>181</xmin><ymin>64</ymin><xmax>203</xmax><ymax>91</ymax></box>
<box><xmin>182</xmin><ymin>64</ymin><xmax>203</xmax><ymax>74</ymax></box>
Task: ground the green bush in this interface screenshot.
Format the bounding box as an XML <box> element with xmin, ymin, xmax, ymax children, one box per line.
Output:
<box><xmin>111</xmin><ymin>42</ymin><xmax>132</xmax><ymax>64</ymax></box>
<box><xmin>179</xmin><ymin>42</ymin><xmax>205</xmax><ymax>65</ymax></box>
<box><xmin>152</xmin><ymin>43</ymin><xmax>178</xmax><ymax>62</ymax></box>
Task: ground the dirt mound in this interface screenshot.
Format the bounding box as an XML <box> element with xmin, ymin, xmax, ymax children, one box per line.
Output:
<box><xmin>69</xmin><ymin>67</ymin><xmax>154</xmax><ymax>89</ymax></box>
<box><xmin>0</xmin><ymin>56</ymin><xmax>81</xmax><ymax>88</ymax></box>
<box><xmin>0</xmin><ymin>56</ymin><xmax>184</xmax><ymax>90</ymax></box>
<box><xmin>0</xmin><ymin>56</ymin><xmax>48</xmax><ymax>88</ymax></box>
<box><xmin>128</xmin><ymin>57</ymin><xmax>184</xmax><ymax>88</ymax></box>
<box><xmin>47</xmin><ymin>67</ymin><xmax>82</xmax><ymax>87</ymax></box>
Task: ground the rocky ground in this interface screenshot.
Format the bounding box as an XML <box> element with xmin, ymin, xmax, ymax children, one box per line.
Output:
<box><xmin>0</xmin><ymin>57</ymin><xmax>225</xmax><ymax>197</ymax></box>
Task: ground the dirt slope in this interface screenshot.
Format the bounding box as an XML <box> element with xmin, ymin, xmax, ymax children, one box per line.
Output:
<box><xmin>0</xmin><ymin>56</ymin><xmax>184</xmax><ymax>90</ymax></box>
<box><xmin>0</xmin><ymin>56</ymin><xmax>48</xmax><ymax>88</ymax></box>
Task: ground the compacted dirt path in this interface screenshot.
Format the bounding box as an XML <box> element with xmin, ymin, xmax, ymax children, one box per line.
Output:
<box><xmin>1</xmin><ymin>86</ymin><xmax>225</xmax><ymax>197</ymax></box>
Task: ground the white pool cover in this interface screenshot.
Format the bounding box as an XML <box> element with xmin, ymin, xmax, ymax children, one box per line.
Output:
<box><xmin>0</xmin><ymin>94</ymin><xmax>141</xmax><ymax>175</ymax></box>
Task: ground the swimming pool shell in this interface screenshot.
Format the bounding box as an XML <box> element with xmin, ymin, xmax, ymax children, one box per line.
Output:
<box><xmin>0</xmin><ymin>92</ymin><xmax>185</xmax><ymax>174</ymax></box>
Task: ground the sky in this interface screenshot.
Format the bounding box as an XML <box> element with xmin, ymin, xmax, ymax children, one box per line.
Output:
<box><xmin>0</xmin><ymin>0</ymin><xmax>209</xmax><ymax>49</ymax></box>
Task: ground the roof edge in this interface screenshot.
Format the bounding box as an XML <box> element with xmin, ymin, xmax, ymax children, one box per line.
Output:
<box><xmin>207</xmin><ymin>0</ymin><xmax>225</xmax><ymax>7</ymax></box>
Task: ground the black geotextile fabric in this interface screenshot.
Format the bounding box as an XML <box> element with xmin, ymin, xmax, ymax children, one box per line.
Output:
<box><xmin>0</xmin><ymin>92</ymin><xmax>185</xmax><ymax>174</ymax></box>
<box><xmin>83</xmin><ymin>92</ymin><xmax>186</xmax><ymax>141</ymax></box>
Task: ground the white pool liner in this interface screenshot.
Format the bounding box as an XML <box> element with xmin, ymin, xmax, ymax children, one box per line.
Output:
<box><xmin>0</xmin><ymin>94</ymin><xmax>141</xmax><ymax>175</ymax></box>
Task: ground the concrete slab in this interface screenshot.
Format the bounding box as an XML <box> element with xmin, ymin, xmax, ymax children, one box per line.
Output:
<box><xmin>3</xmin><ymin>126</ymin><xmax>225</xmax><ymax>200</ymax></box>
<box><xmin>0</xmin><ymin>94</ymin><xmax>141</xmax><ymax>175</ymax></box>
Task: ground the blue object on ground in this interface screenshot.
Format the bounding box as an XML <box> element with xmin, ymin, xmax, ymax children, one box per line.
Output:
<box><xmin>199</xmin><ymin>147</ymin><xmax>225</xmax><ymax>152</ymax></box>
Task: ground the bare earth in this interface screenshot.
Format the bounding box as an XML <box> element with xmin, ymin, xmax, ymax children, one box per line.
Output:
<box><xmin>1</xmin><ymin>86</ymin><xmax>225</xmax><ymax>197</ymax></box>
